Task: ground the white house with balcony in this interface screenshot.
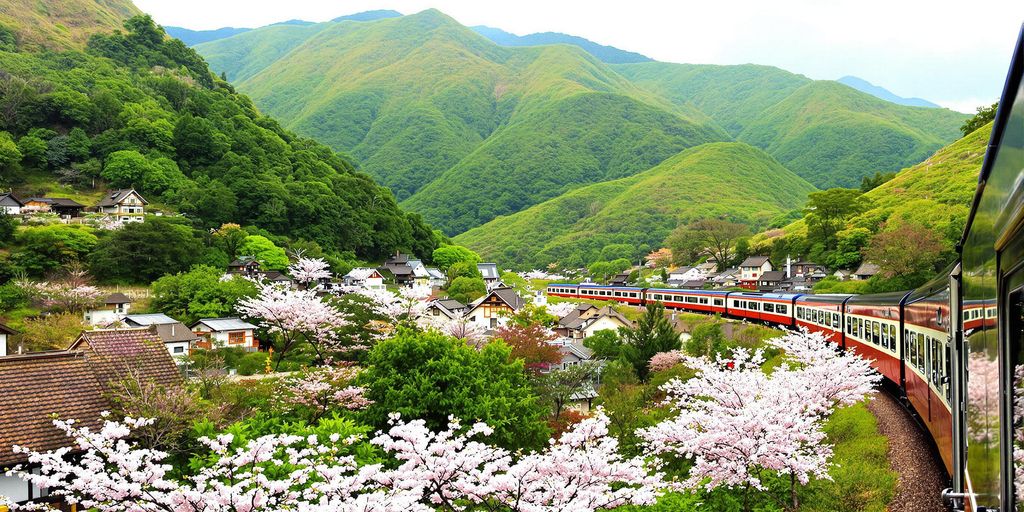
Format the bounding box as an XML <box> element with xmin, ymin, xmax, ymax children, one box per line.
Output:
<box><xmin>96</xmin><ymin>189</ymin><xmax>147</xmax><ymax>223</ymax></box>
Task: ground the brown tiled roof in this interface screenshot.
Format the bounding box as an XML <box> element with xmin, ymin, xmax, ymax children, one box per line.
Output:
<box><xmin>69</xmin><ymin>328</ymin><xmax>182</xmax><ymax>389</ymax></box>
<box><xmin>103</xmin><ymin>292</ymin><xmax>131</xmax><ymax>305</ymax></box>
<box><xmin>0</xmin><ymin>351</ymin><xmax>108</xmax><ymax>467</ymax></box>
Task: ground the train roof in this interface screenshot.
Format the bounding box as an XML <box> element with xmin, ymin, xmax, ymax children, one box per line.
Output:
<box><xmin>905</xmin><ymin>264</ymin><xmax>956</xmax><ymax>304</ymax></box>
<box><xmin>795</xmin><ymin>294</ymin><xmax>853</xmax><ymax>305</ymax></box>
<box><xmin>729</xmin><ymin>291</ymin><xmax>802</xmax><ymax>300</ymax></box>
<box><xmin>845</xmin><ymin>291</ymin><xmax>911</xmax><ymax>306</ymax></box>
<box><xmin>646</xmin><ymin>288</ymin><xmax>729</xmax><ymax>295</ymax></box>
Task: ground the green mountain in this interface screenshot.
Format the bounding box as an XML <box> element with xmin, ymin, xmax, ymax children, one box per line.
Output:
<box><xmin>837</xmin><ymin>76</ymin><xmax>941</xmax><ymax>108</ymax></box>
<box><xmin>470</xmin><ymin>25</ymin><xmax>652</xmax><ymax>64</ymax></box>
<box><xmin>613</xmin><ymin>62</ymin><xmax>967</xmax><ymax>189</ymax></box>
<box><xmin>165</xmin><ymin>10</ymin><xmax>402</xmax><ymax>47</ymax></box>
<box><xmin>0</xmin><ymin>0</ymin><xmax>141</xmax><ymax>50</ymax></box>
<box><xmin>454</xmin><ymin>142</ymin><xmax>817</xmax><ymax>268</ymax></box>
<box><xmin>0</xmin><ymin>15</ymin><xmax>438</xmax><ymax>261</ymax></box>
<box><xmin>196</xmin><ymin>9</ymin><xmax>727</xmax><ymax>234</ymax></box>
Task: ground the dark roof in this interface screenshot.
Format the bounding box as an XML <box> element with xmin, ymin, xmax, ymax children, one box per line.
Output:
<box><xmin>26</xmin><ymin>197</ymin><xmax>85</xmax><ymax>207</ymax></box>
<box><xmin>260</xmin><ymin>270</ymin><xmax>292</xmax><ymax>282</ymax></box>
<box><xmin>381</xmin><ymin>263</ymin><xmax>413</xmax><ymax>277</ymax></box>
<box><xmin>739</xmin><ymin>256</ymin><xmax>771</xmax><ymax>268</ymax></box>
<box><xmin>384</xmin><ymin>253</ymin><xmax>410</xmax><ymax>264</ymax></box>
<box><xmin>0</xmin><ymin>351</ymin><xmax>109</xmax><ymax>467</ymax></box>
<box><xmin>477</xmin><ymin>263</ymin><xmax>500</xmax><ymax>279</ymax></box>
<box><xmin>150</xmin><ymin>322</ymin><xmax>199</xmax><ymax>344</ymax></box>
<box><xmin>558</xmin><ymin>304</ymin><xmax>596</xmax><ymax>327</ymax></box>
<box><xmin>69</xmin><ymin>328</ymin><xmax>182</xmax><ymax>389</ymax></box>
<box><xmin>437</xmin><ymin>299</ymin><xmax>466</xmax><ymax>311</ymax></box>
<box><xmin>0</xmin><ymin>322</ymin><xmax>17</xmax><ymax>335</ymax></box>
<box><xmin>759</xmin><ymin>271</ymin><xmax>786</xmax><ymax>282</ymax></box>
<box><xmin>124</xmin><ymin>313</ymin><xmax>179</xmax><ymax>326</ymax></box>
<box><xmin>855</xmin><ymin>262</ymin><xmax>881</xmax><ymax>276</ymax></box>
<box><xmin>96</xmin><ymin>189</ymin><xmax>148</xmax><ymax>207</ymax></box>
<box><xmin>228</xmin><ymin>257</ymin><xmax>259</xmax><ymax>268</ymax></box>
<box><xmin>103</xmin><ymin>292</ymin><xmax>132</xmax><ymax>305</ymax></box>
<box><xmin>0</xmin><ymin>192</ymin><xmax>23</xmax><ymax>207</ymax></box>
<box><xmin>681</xmin><ymin>280</ymin><xmax>707</xmax><ymax>288</ymax></box>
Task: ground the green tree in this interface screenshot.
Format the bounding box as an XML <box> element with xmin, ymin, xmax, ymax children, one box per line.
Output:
<box><xmin>827</xmin><ymin>227</ymin><xmax>871</xmax><ymax>269</ymax></box>
<box><xmin>358</xmin><ymin>329</ymin><xmax>549</xmax><ymax>450</ymax></box>
<box><xmin>0</xmin><ymin>211</ymin><xmax>14</xmax><ymax>241</ymax></box>
<box><xmin>0</xmin><ymin>131</ymin><xmax>21</xmax><ymax>172</ymax></box>
<box><xmin>600</xmin><ymin>243</ymin><xmax>633</xmax><ymax>262</ymax></box>
<box><xmin>89</xmin><ymin>218</ymin><xmax>203</xmax><ymax>282</ymax></box>
<box><xmin>618</xmin><ymin>302</ymin><xmax>681</xmax><ymax>381</ymax></box>
<box><xmin>101</xmin><ymin>150</ymin><xmax>150</xmax><ymax>189</ymax></box>
<box><xmin>446</xmin><ymin>260</ymin><xmax>482</xmax><ymax>282</ymax></box>
<box><xmin>685</xmin><ymin>319</ymin><xmax>727</xmax><ymax>358</ymax></box>
<box><xmin>583</xmin><ymin>329</ymin><xmax>623</xmax><ymax>360</ymax></box>
<box><xmin>13</xmin><ymin>225</ymin><xmax>98</xmax><ymax>276</ymax></box>
<box><xmin>447</xmin><ymin>276</ymin><xmax>486</xmax><ymax>304</ymax></box>
<box><xmin>16</xmin><ymin>135</ymin><xmax>46</xmax><ymax>168</ymax></box>
<box><xmin>863</xmin><ymin>222</ymin><xmax>944</xmax><ymax>279</ymax></box>
<box><xmin>960</xmin><ymin>102</ymin><xmax>998</xmax><ymax>137</ymax></box>
<box><xmin>150</xmin><ymin>265</ymin><xmax>258</xmax><ymax>325</ymax></box>
<box><xmin>431</xmin><ymin>244</ymin><xmax>481</xmax><ymax>271</ymax></box>
<box><xmin>859</xmin><ymin>171</ymin><xmax>896</xmax><ymax>193</ymax></box>
<box><xmin>804</xmin><ymin>188</ymin><xmax>871</xmax><ymax>249</ymax></box>
<box><xmin>237</xmin><ymin>235</ymin><xmax>289</xmax><ymax>270</ymax></box>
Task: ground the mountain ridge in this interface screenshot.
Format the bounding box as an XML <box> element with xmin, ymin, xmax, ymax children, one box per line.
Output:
<box><xmin>837</xmin><ymin>75</ymin><xmax>941</xmax><ymax>108</ymax></box>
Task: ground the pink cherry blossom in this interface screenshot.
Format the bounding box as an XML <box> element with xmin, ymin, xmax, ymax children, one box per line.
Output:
<box><xmin>276</xmin><ymin>364</ymin><xmax>372</xmax><ymax>421</ymax></box>
<box><xmin>289</xmin><ymin>257</ymin><xmax>333</xmax><ymax>288</ymax></box>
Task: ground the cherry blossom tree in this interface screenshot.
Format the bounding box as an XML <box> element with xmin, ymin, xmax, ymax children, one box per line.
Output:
<box><xmin>276</xmin><ymin>363</ymin><xmax>372</xmax><ymax>422</ymax></box>
<box><xmin>426</xmin><ymin>314</ymin><xmax>488</xmax><ymax>347</ymax></box>
<box><xmin>544</xmin><ymin>301</ymin><xmax>579</xmax><ymax>319</ymax></box>
<box><xmin>648</xmin><ymin>350</ymin><xmax>685</xmax><ymax>373</ymax></box>
<box><xmin>640</xmin><ymin>330</ymin><xmax>879</xmax><ymax>511</ymax></box>
<box><xmin>8</xmin><ymin>411</ymin><xmax>662</xmax><ymax>512</ymax></box>
<box><xmin>289</xmin><ymin>256</ymin><xmax>332</xmax><ymax>289</ymax></box>
<box><xmin>357</xmin><ymin>286</ymin><xmax>430</xmax><ymax>323</ymax></box>
<box><xmin>236</xmin><ymin>282</ymin><xmax>350</xmax><ymax>369</ymax></box>
<box><xmin>18</xmin><ymin>272</ymin><xmax>104</xmax><ymax>313</ymax></box>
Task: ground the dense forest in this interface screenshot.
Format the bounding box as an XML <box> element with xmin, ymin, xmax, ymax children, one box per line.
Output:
<box><xmin>0</xmin><ymin>15</ymin><xmax>440</xmax><ymax>276</ymax></box>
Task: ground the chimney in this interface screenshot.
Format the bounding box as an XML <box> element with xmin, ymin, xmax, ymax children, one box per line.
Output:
<box><xmin>786</xmin><ymin>255</ymin><xmax>792</xmax><ymax>279</ymax></box>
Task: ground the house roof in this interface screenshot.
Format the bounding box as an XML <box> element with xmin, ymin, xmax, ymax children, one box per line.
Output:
<box><xmin>150</xmin><ymin>322</ymin><xmax>199</xmax><ymax>344</ymax></box>
<box><xmin>557</xmin><ymin>340</ymin><xmax>594</xmax><ymax>361</ymax></box>
<box><xmin>385</xmin><ymin>253</ymin><xmax>410</xmax><ymax>264</ymax></box>
<box><xmin>96</xmin><ymin>189</ymin><xmax>148</xmax><ymax>207</ymax></box>
<box><xmin>855</xmin><ymin>262</ymin><xmax>881</xmax><ymax>276</ymax></box>
<box><xmin>759</xmin><ymin>271</ymin><xmax>786</xmax><ymax>282</ymax></box>
<box><xmin>345</xmin><ymin>267</ymin><xmax>382</xmax><ymax>280</ymax></box>
<box><xmin>228</xmin><ymin>256</ymin><xmax>259</xmax><ymax>268</ymax></box>
<box><xmin>426</xmin><ymin>267</ymin><xmax>445</xmax><ymax>279</ymax></box>
<box><xmin>477</xmin><ymin>263</ymin><xmax>500</xmax><ymax>279</ymax></box>
<box><xmin>124</xmin><ymin>313</ymin><xmax>179</xmax><ymax>326</ymax></box>
<box><xmin>260</xmin><ymin>270</ymin><xmax>292</xmax><ymax>282</ymax></box>
<box><xmin>470</xmin><ymin>287</ymin><xmax>524</xmax><ymax>312</ymax></box>
<box><xmin>0</xmin><ymin>351</ymin><xmax>109</xmax><ymax>467</ymax></box>
<box><xmin>0</xmin><ymin>322</ymin><xmax>17</xmax><ymax>335</ymax></box>
<box><xmin>436</xmin><ymin>299</ymin><xmax>466</xmax><ymax>311</ymax></box>
<box><xmin>69</xmin><ymin>328</ymin><xmax>182</xmax><ymax>389</ymax></box>
<box><xmin>669</xmin><ymin>266</ymin><xmax>694</xmax><ymax>275</ymax></box>
<box><xmin>739</xmin><ymin>256</ymin><xmax>771</xmax><ymax>268</ymax></box>
<box><xmin>681</xmin><ymin>280</ymin><xmax>707</xmax><ymax>288</ymax></box>
<box><xmin>381</xmin><ymin>263</ymin><xmax>413</xmax><ymax>277</ymax></box>
<box><xmin>26</xmin><ymin>197</ymin><xmax>85</xmax><ymax>207</ymax></box>
<box><xmin>103</xmin><ymin>292</ymin><xmax>132</xmax><ymax>305</ymax></box>
<box><xmin>193</xmin><ymin>317</ymin><xmax>258</xmax><ymax>332</ymax></box>
<box><xmin>0</xmin><ymin>192</ymin><xmax>23</xmax><ymax>207</ymax></box>
<box><xmin>588</xmin><ymin>305</ymin><xmax>633</xmax><ymax>328</ymax></box>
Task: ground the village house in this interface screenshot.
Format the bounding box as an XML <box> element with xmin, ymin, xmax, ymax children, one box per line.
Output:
<box><xmin>834</xmin><ymin>269</ymin><xmax>853</xmax><ymax>281</ymax></box>
<box><xmin>343</xmin><ymin>267</ymin><xmax>386</xmax><ymax>291</ymax></box>
<box><xmin>711</xmin><ymin>267</ymin><xmax>740</xmax><ymax>288</ymax></box>
<box><xmin>0</xmin><ymin>322</ymin><xmax>15</xmax><ymax>357</ymax></box>
<box><xmin>789</xmin><ymin>260</ymin><xmax>827</xmax><ymax>277</ymax></box>
<box><xmin>407</xmin><ymin>259</ymin><xmax>432</xmax><ymax>288</ymax></box>
<box><xmin>191</xmin><ymin>318</ymin><xmax>259</xmax><ymax>351</ymax></box>
<box><xmin>757</xmin><ymin>270</ymin><xmax>787</xmax><ymax>292</ymax></box>
<box><xmin>0</xmin><ymin>192</ymin><xmax>23</xmax><ymax>215</ymax></box>
<box><xmin>610</xmin><ymin>272</ymin><xmax>631</xmax><ymax>286</ymax></box>
<box><xmin>425</xmin><ymin>267</ymin><xmax>446</xmax><ymax>288</ymax></box>
<box><xmin>546</xmin><ymin>338</ymin><xmax>599</xmax><ymax>413</ymax></box>
<box><xmin>227</xmin><ymin>256</ymin><xmax>262</xmax><ymax>276</ymax></box>
<box><xmin>380</xmin><ymin>253</ymin><xmax>415</xmax><ymax>286</ymax></box>
<box><xmin>123</xmin><ymin>313</ymin><xmax>180</xmax><ymax>328</ymax></box>
<box><xmin>425</xmin><ymin>298</ymin><xmax>467</xmax><ymax>320</ymax></box>
<box><xmin>853</xmin><ymin>262</ymin><xmax>881</xmax><ymax>280</ymax></box>
<box><xmin>23</xmin><ymin>197</ymin><xmax>85</xmax><ymax>218</ymax></box>
<box><xmin>83</xmin><ymin>292</ymin><xmax>133</xmax><ymax>326</ymax></box>
<box><xmin>465</xmin><ymin>287</ymin><xmax>524</xmax><ymax>331</ymax></box>
<box><xmin>666</xmin><ymin>266</ymin><xmax>704</xmax><ymax>287</ymax></box>
<box><xmin>738</xmin><ymin>256</ymin><xmax>773</xmax><ymax>290</ymax></box>
<box><xmin>96</xmin><ymin>188</ymin><xmax>147</xmax><ymax>223</ymax></box>
<box><xmin>477</xmin><ymin>263</ymin><xmax>501</xmax><ymax>287</ymax></box>
<box><xmin>694</xmin><ymin>261</ymin><xmax>719</xmax><ymax>275</ymax></box>
<box><xmin>0</xmin><ymin>328</ymin><xmax>181</xmax><ymax>509</ymax></box>
<box><xmin>150</xmin><ymin>322</ymin><xmax>200</xmax><ymax>358</ymax></box>
<box><xmin>560</xmin><ymin>305</ymin><xmax>633</xmax><ymax>340</ymax></box>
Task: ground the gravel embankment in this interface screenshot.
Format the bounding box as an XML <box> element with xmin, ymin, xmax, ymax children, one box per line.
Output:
<box><xmin>866</xmin><ymin>391</ymin><xmax>947</xmax><ymax>512</ymax></box>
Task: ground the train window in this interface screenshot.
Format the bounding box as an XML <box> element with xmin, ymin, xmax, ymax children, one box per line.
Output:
<box><xmin>686</xmin><ymin>296</ymin><xmax>698</xmax><ymax>304</ymax></box>
<box><xmin>931</xmin><ymin>338</ymin><xmax>940</xmax><ymax>386</ymax></box>
<box><xmin>846</xmin><ymin>317</ymin><xmax>852</xmax><ymax>334</ymax></box>
<box><xmin>714</xmin><ymin>299</ymin><xmax>723</xmax><ymax>306</ymax></box>
<box><xmin>858</xmin><ymin>319</ymin><xmax>865</xmax><ymax>338</ymax></box>
<box><xmin>909</xmin><ymin>332</ymin><xmax>917</xmax><ymax>367</ymax></box>
<box><xmin>881</xmin><ymin>325</ymin><xmax>889</xmax><ymax>347</ymax></box>
<box><xmin>764</xmin><ymin>303</ymin><xmax>774</xmax><ymax>313</ymax></box>
<box><xmin>872</xmin><ymin>322</ymin><xmax>881</xmax><ymax>345</ymax></box>
<box><xmin>796</xmin><ymin>307</ymin><xmax>803</xmax><ymax>319</ymax></box>
<box><xmin>833</xmin><ymin>313</ymin><xmax>840</xmax><ymax>328</ymax></box>
<box><xmin>777</xmin><ymin>305</ymin><xmax>787</xmax><ymax>315</ymax></box>
<box><xmin>917</xmin><ymin>335</ymin><xmax>926</xmax><ymax>372</ymax></box>
<box><xmin>733</xmin><ymin>300</ymin><xmax>740</xmax><ymax>307</ymax></box>
<box><xmin>889</xmin><ymin>325</ymin><xmax>897</xmax><ymax>351</ymax></box>
<box><xmin>700</xmin><ymin>297</ymin><xmax>709</xmax><ymax>304</ymax></box>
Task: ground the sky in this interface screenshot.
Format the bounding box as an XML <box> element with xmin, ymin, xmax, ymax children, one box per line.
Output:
<box><xmin>134</xmin><ymin>0</ymin><xmax>1024</xmax><ymax>113</ymax></box>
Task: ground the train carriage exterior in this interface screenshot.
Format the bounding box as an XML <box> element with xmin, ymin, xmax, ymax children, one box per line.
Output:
<box><xmin>541</xmin><ymin>23</ymin><xmax>1024</xmax><ymax>511</ymax></box>
<box><xmin>646</xmin><ymin>288</ymin><xmax>729</xmax><ymax>314</ymax></box>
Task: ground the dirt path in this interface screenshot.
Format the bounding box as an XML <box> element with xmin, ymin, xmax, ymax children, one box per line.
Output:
<box><xmin>866</xmin><ymin>391</ymin><xmax>947</xmax><ymax>512</ymax></box>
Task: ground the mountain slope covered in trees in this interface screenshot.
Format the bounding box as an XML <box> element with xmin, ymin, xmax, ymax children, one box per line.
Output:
<box><xmin>0</xmin><ymin>15</ymin><xmax>439</xmax><ymax>262</ymax></box>
<box><xmin>613</xmin><ymin>62</ymin><xmax>967</xmax><ymax>189</ymax></box>
<box><xmin>0</xmin><ymin>0</ymin><xmax>140</xmax><ymax>50</ymax></box>
<box><xmin>470</xmin><ymin>25</ymin><xmax>652</xmax><ymax>64</ymax></box>
<box><xmin>454</xmin><ymin>142</ymin><xmax>816</xmax><ymax>268</ymax></box>
<box><xmin>197</xmin><ymin>9</ymin><xmax>727</xmax><ymax>234</ymax></box>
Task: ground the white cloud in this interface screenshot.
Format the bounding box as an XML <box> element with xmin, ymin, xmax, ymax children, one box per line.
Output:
<box><xmin>134</xmin><ymin>0</ymin><xmax>1024</xmax><ymax>107</ymax></box>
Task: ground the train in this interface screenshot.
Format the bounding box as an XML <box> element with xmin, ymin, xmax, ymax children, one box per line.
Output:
<box><xmin>549</xmin><ymin>23</ymin><xmax>1024</xmax><ymax>512</ymax></box>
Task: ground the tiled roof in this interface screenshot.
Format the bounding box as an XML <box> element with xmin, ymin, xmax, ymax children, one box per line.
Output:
<box><xmin>96</xmin><ymin>189</ymin><xmax>147</xmax><ymax>207</ymax></box>
<box><xmin>0</xmin><ymin>192</ymin><xmax>23</xmax><ymax>207</ymax></box>
<box><xmin>0</xmin><ymin>351</ymin><xmax>109</xmax><ymax>467</ymax></box>
<box><xmin>759</xmin><ymin>271</ymin><xmax>786</xmax><ymax>282</ymax></box>
<box><xmin>70</xmin><ymin>328</ymin><xmax>182</xmax><ymax>389</ymax></box>
<box><xmin>855</xmin><ymin>262</ymin><xmax>881</xmax><ymax>276</ymax></box>
<box><xmin>103</xmin><ymin>292</ymin><xmax>132</xmax><ymax>304</ymax></box>
<box><xmin>739</xmin><ymin>256</ymin><xmax>771</xmax><ymax>268</ymax></box>
<box><xmin>150</xmin><ymin>322</ymin><xmax>199</xmax><ymax>344</ymax></box>
<box><xmin>193</xmin><ymin>317</ymin><xmax>258</xmax><ymax>332</ymax></box>
<box><xmin>437</xmin><ymin>299</ymin><xmax>466</xmax><ymax>310</ymax></box>
<box><xmin>26</xmin><ymin>197</ymin><xmax>85</xmax><ymax>207</ymax></box>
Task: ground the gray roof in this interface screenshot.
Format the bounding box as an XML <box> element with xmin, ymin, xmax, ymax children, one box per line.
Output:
<box><xmin>150</xmin><ymin>322</ymin><xmax>199</xmax><ymax>344</ymax></box>
<box><xmin>385</xmin><ymin>253</ymin><xmax>410</xmax><ymax>264</ymax></box>
<box><xmin>855</xmin><ymin>262</ymin><xmax>881</xmax><ymax>276</ymax></box>
<box><xmin>96</xmin><ymin>189</ymin><xmax>147</xmax><ymax>207</ymax></box>
<box><xmin>759</xmin><ymin>271</ymin><xmax>786</xmax><ymax>282</ymax></box>
<box><xmin>0</xmin><ymin>193</ymin><xmax>23</xmax><ymax>207</ymax></box>
<box><xmin>426</xmin><ymin>267</ymin><xmax>445</xmax><ymax>279</ymax></box>
<box><xmin>192</xmin><ymin>318</ymin><xmax>258</xmax><ymax>332</ymax></box>
<box><xmin>103</xmin><ymin>292</ymin><xmax>131</xmax><ymax>304</ymax></box>
<box><xmin>437</xmin><ymin>299</ymin><xmax>466</xmax><ymax>311</ymax></box>
<box><xmin>739</xmin><ymin>256</ymin><xmax>771</xmax><ymax>268</ymax></box>
<box><xmin>477</xmin><ymin>263</ymin><xmax>500</xmax><ymax>279</ymax></box>
<box><xmin>681</xmin><ymin>280</ymin><xmax>707</xmax><ymax>288</ymax></box>
<box><xmin>558</xmin><ymin>341</ymin><xmax>594</xmax><ymax>361</ymax></box>
<box><xmin>471</xmin><ymin>287</ymin><xmax>524</xmax><ymax>312</ymax></box>
<box><xmin>669</xmin><ymin>266</ymin><xmax>693</xmax><ymax>275</ymax></box>
<box><xmin>26</xmin><ymin>197</ymin><xmax>84</xmax><ymax>207</ymax></box>
<box><xmin>124</xmin><ymin>313</ymin><xmax>179</xmax><ymax>326</ymax></box>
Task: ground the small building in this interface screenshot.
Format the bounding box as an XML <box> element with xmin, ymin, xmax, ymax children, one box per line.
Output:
<box><xmin>227</xmin><ymin>256</ymin><xmax>262</xmax><ymax>276</ymax></box>
<box><xmin>149</xmin><ymin>322</ymin><xmax>199</xmax><ymax>358</ymax></box>
<box><xmin>566</xmin><ymin>305</ymin><xmax>633</xmax><ymax>340</ymax></box>
<box><xmin>680</xmin><ymin>279</ymin><xmax>707</xmax><ymax>289</ymax></box>
<box><xmin>610</xmin><ymin>272</ymin><xmax>631</xmax><ymax>286</ymax></box>
<box><xmin>191</xmin><ymin>318</ymin><xmax>259</xmax><ymax>351</ymax></box>
<box><xmin>0</xmin><ymin>192</ymin><xmax>23</xmax><ymax>215</ymax></box>
<box><xmin>123</xmin><ymin>313</ymin><xmax>180</xmax><ymax>327</ymax></box>
<box><xmin>466</xmin><ymin>287</ymin><xmax>524</xmax><ymax>331</ymax></box>
<box><xmin>833</xmin><ymin>269</ymin><xmax>853</xmax><ymax>281</ymax></box>
<box><xmin>694</xmin><ymin>261</ymin><xmax>719</xmax><ymax>275</ymax></box>
<box><xmin>96</xmin><ymin>188</ymin><xmax>147</xmax><ymax>223</ymax></box>
<box><xmin>344</xmin><ymin>267</ymin><xmax>386</xmax><ymax>290</ymax></box>
<box><xmin>668</xmin><ymin>266</ymin><xmax>703</xmax><ymax>282</ymax></box>
<box><xmin>426</xmin><ymin>298</ymin><xmax>467</xmax><ymax>320</ymax></box>
<box><xmin>757</xmin><ymin>270</ymin><xmax>787</xmax><ymax>291</ymax></box>
<box><xmin>0</xmin><ymin>322</ymin><xmax>15</xmax><ymax>357</ymax></box>
<box><xmin>23</xmin><ymin>197</ymin><xmax>86</xmax><ymax>218</ymax></box>
<box><xmin>853</xmin><ymin>262</ymin><xmax>881</xmax><ymax>280</ymax></box>
<box><xmin>83</xmin><ymin>292</ymin><xmax>133</xmax><ymax>326</ymax></box>
<box><xmin>477</xmin><ymin>263</ymin><xmax>500</xmax><ymax>285</ymax></box>
<box><xmin>407</xmin><ymin>259</ymin><xmax>432</xmax><ymax>288</ymax></box>
<box><xmin>789</xmin><ymin>260</ymin><xmax>826</xmax><ymax>277</ymax></box>
<box><xmin>258</xmin><ymin>270</ymin><xmax>294</xmax><ymax>288</ymax></box>
<box><xmin>425</xmin><ymin>267</ymin><xmax>446</xmax><ymax>288</ymax></box>
<box><xmin>739</xmin><ymin>256</ymin><xmax>773</xmax><ymax>290</ymax></box>
<box><xmin>711</xmin><ymin>267</ymin><xmax>740</xmax><ymax>288</ymax></box>
<box><xmin>380</xmin><ymin>253</ymin><xmax>415</xmax><ymax>286</ymax></box>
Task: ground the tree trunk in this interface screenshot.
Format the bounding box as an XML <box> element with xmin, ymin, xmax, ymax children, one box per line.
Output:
<box><xmin>790</xmin><ymin>473</ymin><xmax>799</xmax><ymax>511</ymax></box>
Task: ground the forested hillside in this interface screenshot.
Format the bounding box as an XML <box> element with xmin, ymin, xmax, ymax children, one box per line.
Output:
<box><xmin>454</xmin><ymin>142</ymin><xmax>816</xmax><ymax>268</ymax></box>
<box><xmin>0</xmin><ymin>15</ymin><xmax>439</xmax><ymax>263</ymax></box>
<box><xmin>0</xmin><ymin>0</ymin><xmax>140</xmax><ymax>50</ymax></box>
<box><xmin>614</xmin><ymin>62</ymin><xmax>967</xmax><ymax>189</ymax></box>
<box><xmin>197</xmin><ymin>9</ymin><xmax>726</xmax><ymax>234</ymax></box>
